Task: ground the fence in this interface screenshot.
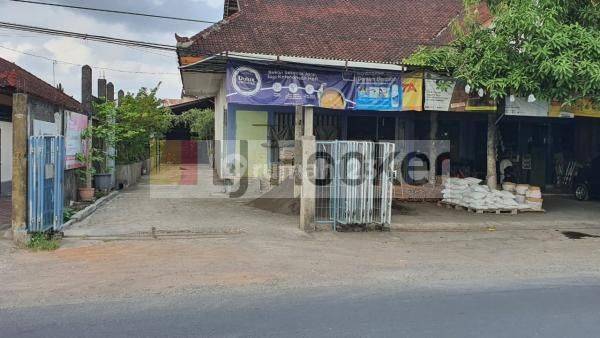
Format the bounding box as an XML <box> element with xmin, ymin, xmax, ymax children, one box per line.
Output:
<box><xmin>315</xmin><ymin>141</ymin><xmax>395</xmax><ymax>230</ymax></box>
<box><xmin>28</xmin><ymin>136</ymin><xmax>64</xmax><ymax>232</ymax></box>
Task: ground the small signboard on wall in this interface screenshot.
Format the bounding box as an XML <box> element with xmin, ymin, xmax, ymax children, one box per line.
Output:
<box><xmin>424</xmin><ymin>77</ymin><xmax>497</xmax><ymax>112</ymax></box>
<box><xmin>64</xmin><ymin>111</ymin><xmax>88</xmax><ymax>169</ymax></box>
<box><xmin>505</xmin><ymin>97</ymin><xmax>549</xmax><ymax>117</ymax></box>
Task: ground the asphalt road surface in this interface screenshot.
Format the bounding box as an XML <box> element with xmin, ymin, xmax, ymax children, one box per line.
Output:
<box><xmin>3</xmin><ymin>284</ymin><xmax>600</xmax><ymax>337</ymax></box>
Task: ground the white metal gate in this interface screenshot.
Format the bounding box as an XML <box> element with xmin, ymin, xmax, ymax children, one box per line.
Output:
<box><xmin>315</xmin><ymin>141</ymin><xmax>395</xmax><ymax>230</ymax></box>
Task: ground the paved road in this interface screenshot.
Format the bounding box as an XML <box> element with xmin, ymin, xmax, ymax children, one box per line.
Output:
<box><xmin>3</xmin><ymin>284</ymin><xmax>600</xmax><ymax>337</ymax></box>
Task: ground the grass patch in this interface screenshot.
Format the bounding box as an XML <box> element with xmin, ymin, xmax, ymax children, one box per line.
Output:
<box><xmin>27</xmin><ymin>232</ymin><xmax>61</xmax><ymax>251</ymax></box>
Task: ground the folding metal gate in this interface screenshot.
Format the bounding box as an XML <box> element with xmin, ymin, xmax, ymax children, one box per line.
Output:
<box><xmin>315</xmin><ymin>141</ymin><xmax>395</xmax><ymax>230</ymax></box>
<box><xmin>28</xmin><ymin>136</ymin><xmax>64</xmax><ymax>232</ymax></box>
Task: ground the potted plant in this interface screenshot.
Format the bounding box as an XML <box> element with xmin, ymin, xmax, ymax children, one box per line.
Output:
<box><xmin>91</xmin><ymin>101</ymin><xmax>118</xmax><ymax>192</ymax></box>
<box><xmin>75</xmin><ymin>149</ymin><xmax>96</xmax><ymax>202</ymax></box>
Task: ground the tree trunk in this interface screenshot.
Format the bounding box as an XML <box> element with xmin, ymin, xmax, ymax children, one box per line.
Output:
<box><xmin>487</xmin><ymin>114</ymin><xmax>498</xmax><ymax>190</ymax></box>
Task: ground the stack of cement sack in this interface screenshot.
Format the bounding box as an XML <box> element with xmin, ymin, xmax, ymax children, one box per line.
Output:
<box><xmin>442</xmin><ymin>177</ymin><xmax>525</xmax><ymax>210</ymax></box>
<box><xmin>505</xmin><ymin>183</ymin><xmax>544</xmax><ymax>211</ymax></box>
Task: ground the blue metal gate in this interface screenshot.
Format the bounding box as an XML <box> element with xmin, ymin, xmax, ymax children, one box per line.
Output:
<box><xmin>28</xmin><ymin>136</ymin><xmax>64</xmax><ymax>232</ymax></box>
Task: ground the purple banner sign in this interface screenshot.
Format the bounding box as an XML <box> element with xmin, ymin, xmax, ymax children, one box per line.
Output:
<box><xmin>226</xmin><ymin>61</ymin><xmax>404</xmax><ymax>111</ymax></box>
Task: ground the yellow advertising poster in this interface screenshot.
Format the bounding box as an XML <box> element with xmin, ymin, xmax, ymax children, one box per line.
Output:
<box><xmin>402</xmin><ymin>74</ymin><xmax>423</xmax><ymax>112</ymax></box>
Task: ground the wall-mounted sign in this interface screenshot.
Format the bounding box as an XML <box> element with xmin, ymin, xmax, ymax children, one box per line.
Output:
<box><xmin>402</xmin><ymin>75</ymin><xmax>423</xmax><ymax>112</ymax></box>
<box><xmin>226</xmin><ymin>61</ymin><xmax>423</xmax><ymax>112</ymax></box>
<box><xmin>64</xmin><ymin>111</ymin><xmax>88</xmax><ymax>170</ymax></box>
<box><xmin>424</xmin><ymin>77</ymin><xmax>496</xmax><ymax>112</ymax></box>
<box><xmin>505</xmin><ymin>97</ymin><xmax>549</xmax><ymax>117</ymax></box>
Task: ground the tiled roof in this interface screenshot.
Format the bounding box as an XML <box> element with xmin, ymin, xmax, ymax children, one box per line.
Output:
<box><xmin>0</xmin><ymin>57</ymin><xmax>81</xmax><ymax>112</ymax></box>
<box><xmin>177</xmin><ymin>0</ymin><xmax>469</xmax><ymax>65</ymax></box>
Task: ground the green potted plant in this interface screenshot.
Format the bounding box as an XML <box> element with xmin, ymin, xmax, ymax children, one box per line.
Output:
<box><xmin>75</xmin><ymin>145</ymin><xmax>97</xmax><ymax>202</ymax></box>
<box><xmin>91</xmin><ymin>101</ymin><xmax>118</xmax><ymax>191</ymax></box>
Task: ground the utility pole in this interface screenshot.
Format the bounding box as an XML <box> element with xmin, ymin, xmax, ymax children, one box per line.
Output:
<box><xmin>11</xmin><ymin>93</ymin><xmax>28</xmax><ymax>245</ymax></box>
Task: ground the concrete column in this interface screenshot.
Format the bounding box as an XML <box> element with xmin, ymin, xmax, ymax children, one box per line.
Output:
<box><xmin>429</xmin><ymin>112</ymin><xmax>438</xmax><ymax>184</ymax></box>
<box><xmin>81</xmin><ymin>66</ymin><xmax>93</xmax><ymax>116</ymax></box>
<box><xmin>12</xmin><ymin>94</ymin><xmax>28</xmax><ymax>245</ymax></box>
<box><xmin>106</xmin><ymin>82</ymin><xmax>115</xmax><ymax>102</ymax></box>
<box><xmin>98</xmin><ymin>78</ymin><xmax>107</xmax><ymax>99</ymax></box>
<box><xmin>81</xmin><ymin>66</ymin><xmax>93</xmax><ymax>189</ymax></box>
<box><xmin>487</xmin><ymin>113</ymin><xmax>498</xmax><ymax>190</ymax></box>
<box><xmin>300</xmin><ymin>106</ymin><xmax>316</xmax><ymax>231</ymax></box>
<box><xmin>117</xmin><ymin>90</ymin><xmax>125</xmax><ymax>106</ymax></box>
<box><xmin>304</xmin><ymin>106</ymin><xmax>314</xmax><ymax>136</ymax></box>
<box><xmin>106</xmin><ymin>82</ymin><xmax>116</xmax><ymax>187</ymax></box>
<box><xmin>300</xmin><ymin>134</ymin><xmax>316</xmax><ymax>231</ymax></box>
<box><xmin>294</xmin><ymin>106</ymin><xmax>303</xmax><ymax>198</ymax></box>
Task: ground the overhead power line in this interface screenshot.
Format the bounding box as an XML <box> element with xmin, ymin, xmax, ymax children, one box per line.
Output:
<box><xmin>0</xmin><ymin>45</ymin><xmax>180</xmax><ymax>76</ymax></box>
<box><xmin>8</xmin><ymin>0</ymin><xmax>217</xmax><ymax>24</ymax></box>
<box><xmin>0</xmin><ymin>21</ymin><xmax>178</xmax><ymax>52</ymax></box>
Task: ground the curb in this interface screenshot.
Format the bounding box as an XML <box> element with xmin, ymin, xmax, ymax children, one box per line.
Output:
<box><xmin>62</xmin><ymin>190</ymin><xmax>120</xmax><ymax>230</ymax></box>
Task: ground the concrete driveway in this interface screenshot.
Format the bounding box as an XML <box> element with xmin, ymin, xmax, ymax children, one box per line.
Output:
<box><xmin>65</xmin><ymin>165</ymin><xmax>302</xmax><ymax>239</ymax></box>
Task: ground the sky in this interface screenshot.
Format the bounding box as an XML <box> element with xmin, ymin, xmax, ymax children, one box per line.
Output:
<box><xmin>0</xmin><ymin>0</ymin><xmax>224</xmax><ymax>101</ymax></box>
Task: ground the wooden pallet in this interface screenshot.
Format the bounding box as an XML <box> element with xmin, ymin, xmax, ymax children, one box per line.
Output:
<box><xmin>437</xmin><ymin>201</ymin><xmax>530</xmax><ymax>215</ymax></box>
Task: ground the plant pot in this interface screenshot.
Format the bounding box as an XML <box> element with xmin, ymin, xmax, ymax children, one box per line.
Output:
<box><xmin>78</xmin><ymin>187</ymin><xmax>95</xmax><ymax>202</ymax></box>
<box><xmin>94</xmin><ymin>173</ymin><xmax>112</xmax><ymax>191</ymax></box>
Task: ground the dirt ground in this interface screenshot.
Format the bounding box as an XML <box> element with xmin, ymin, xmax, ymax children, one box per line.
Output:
<box><xmin>2</xmin><ymin>165</ymin><xmax>600</xmax><ymax>309</ymax></box>
<box><xmin>2</xmin><ymin>226</ymin><xmax>600</xmax><ymax>309</ymax></box>
<box><xmin>391</xmin><ymin>196</ymin><xmax>600</xmax><ymax>231</ymax></box>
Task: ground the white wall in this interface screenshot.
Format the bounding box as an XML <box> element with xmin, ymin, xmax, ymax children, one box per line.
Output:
<box><xmin>0</xmin><ymin>121</ymin><xmax>12</xmax><ymax>183</ymax></box>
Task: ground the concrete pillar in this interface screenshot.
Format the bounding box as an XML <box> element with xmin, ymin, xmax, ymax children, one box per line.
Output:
<box><xmin>98</xmin><ymin>78</ymin><xmax>107</xmax><ymax>99</ymax></box>
<box><xmin>487</xmin><ymin>113</ymin><xmax>498</xmax><ymax>190</ymax></box>
<box><xmin>81</xmin><ymin>66</ymin><xmax>93</xmax><ymax>189</ymax></box>
<box><xmin>429</xmin><ymin>112</ymin><xmax>438</xmax><ymax>184</ymax></box>
<box><xmin>300</xmin><ymin>134</ymin><xmax>316</xmax><ymax>231</ymax></box>
<box><xmin>106</xmin><ymin>82</ymin><xmax>116</xmax><ymax>187</ymax></box>
<box><xmin>106</xmin><ymin>82</ymin><xmax>115</xmax><ymax>102</ymax></box>
<box><xmin>117</xmin><ymin>90</ymin><xmax>125</xmax><ymax>106</ymax></box>
<box><xmin>300</xmin><ymin>106</ymin><xmax>316</xmax><ymax>231</ymax></box>
<box><xmin>294</xmin><ymin>106</ymin><xmax>303</xmax><ymax>198</ymax></box>
<box><xmin>82</xmin><ymin>66</ymin><xmax>93</xmax><ymax>116</ymax></box>
<box><xmin>12</xmin><ymin>94</ymin><xmax>28</xmax><ymax>245</ymax></box>
<box><xmin>304</xmin><ymin>106</ymin><xmax>314</xmax><ymax>137</ymax></box>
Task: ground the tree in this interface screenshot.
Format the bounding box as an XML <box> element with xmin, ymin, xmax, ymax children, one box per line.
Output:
<box><xmin>176</xmin><ymin>108</ymin><xmax>215</xmax><ymax>140</ymax></box>
<box><xmin>406</xmin><ymin>0</ymin><xmax>600</xmax><ymax>105</ymax></box>
<box><xmin>115</xmin><ymin>86</ymin><xmax>174</xmax><ymax>164</ymax></box>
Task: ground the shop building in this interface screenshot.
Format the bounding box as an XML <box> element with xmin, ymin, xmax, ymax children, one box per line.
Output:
<box><xmin>175</xmin><ymin>0</ymin><xmax>599</xmax><ymax>204</ymax></box>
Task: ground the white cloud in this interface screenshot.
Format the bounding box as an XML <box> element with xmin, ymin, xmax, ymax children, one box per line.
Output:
<box><xmin>0</xmin><ymin>0</ymin><xmax>222</xmax><ymax>100</ymax></box>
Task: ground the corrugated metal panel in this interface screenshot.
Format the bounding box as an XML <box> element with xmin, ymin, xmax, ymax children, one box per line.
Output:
<box><xmin>28</xmin><ymin>136</ymin><xmax>64</xmax><ymax>232</ymax></box>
